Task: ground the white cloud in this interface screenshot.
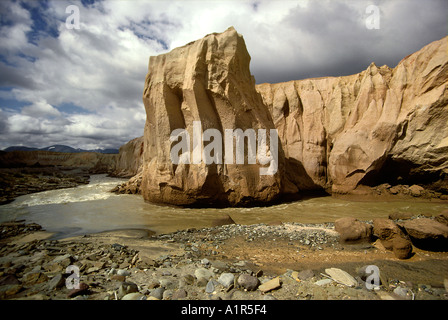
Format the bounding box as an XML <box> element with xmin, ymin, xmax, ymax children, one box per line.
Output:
<box><xmin>0</xmin><ymin>0</ymin><xmax>446</xmax><ymax>150</ymax></box>
<box><xmin>22</xmin><ymin>100</ymin><xmax>61</xmax><ymax>117</ymax></box>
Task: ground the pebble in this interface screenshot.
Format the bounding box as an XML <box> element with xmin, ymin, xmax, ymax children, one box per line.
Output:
<box><xmin>258</xmin><ymin>277</ymin><xmax>281</xmax><ymax>293</ymax></box>
<box><xmin>218</xmin><ymin>273</ymin><xmax>235</xmax><ymax>288</ymax></box>
<box><xmin>393</xmin><ymin>286</ymin><xmax>409</xmax><ymax>298</ymax></box>
<box><xmin>118</xmin><ymin>282</ymin><xmax>138</xmax><ymax>299</ymax></box>
<box><xmin>117</xmin><ymin>269</ymin><xmax>130</xmax><ymax>277</ymax></box>
<box><xmin>163</xmin><ymin>289</ymin><xmax>173</xmax><ymax>300</ymax></box>
<box><xmin>121</xmin><ymin>292</ymin><xmax>145</xmax><ymax>300</ymax></box>
<box><xmin>194</xmin><ymin>268</ymin><xmax>214</xmax><ymax>282</ymax></box>
<box><xmin>324</xmin><ymin>268</ymin><xmax>358</xmax><ymax>287</ymax></box>
<box><xmin>1</xmin><ymin>220</ymin><xmax>446</xmax><ymax>301</ymax></box>
<box><xmin>150</xmin><ymin>287</ymin><xmax>165</xmax><ymax>300</ymax></box>
<box><xmin>296</xmin><ymin>269</ymin><xmax>315</xmax><ymax>281</ymax></box>
<box><xmin>205</xmin><ymin>279</ymin><xmax>215</xmax><ymax>293</ymax></box>
<box><xmin>237</xmin><ymin>274</ymin><xmax>259</xmax><ymax>291</ymax></box>
<box><xmin>159</xmin><ymin>279</ymin><xmax>177</xmax><ymax>290</ymax></box>
<box><xmin>67</xmin><ymin>283</ymin><xmax>89</xmax><ymax>298</ymax></box>
<box><xmin>315</xmin><ymin>279</ymin><xmax>333</xmax><ymax>286</ymax></box>
<box><xmin>172</xmin><ymin>288</ymin><xmax>188</xmax><ymax>300</ymax></box>
<box><xmin>46</xmin><ymin>274</ymin><xmax>65</xmax><ymax>291</ymax></box>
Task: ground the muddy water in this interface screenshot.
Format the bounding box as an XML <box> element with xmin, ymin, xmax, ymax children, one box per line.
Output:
<box><xmin>0</xmin><ymin>174</ymin><xmax>447</xmax><ymax>239</ymax></box>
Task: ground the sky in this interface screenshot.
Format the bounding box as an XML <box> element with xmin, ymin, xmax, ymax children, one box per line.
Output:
<box><xmin>0</xmin><ymin>0</ymin><xmax>447</xmax><ymax>150</ymax></box>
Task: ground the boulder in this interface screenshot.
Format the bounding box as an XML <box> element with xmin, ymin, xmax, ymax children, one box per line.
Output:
<box><xmin>373</xmin><ymin>218</ymin><xmax>407</xmax><ymax>250</ymax></box>
<box><xmin>409</xmin><ymin>185</ymin><xmax>424</xmax><ymax>197</ymax></box>
<box><xmin>373</xmin><ymin>218</ymin><xmax>413</xmax><ymax>258</ymax></box>
<box><xmin>402</xmin><ymin>218</ymin><xmax>448</xmax><ymax>251</ymax></box>
<box><xmin>392</xmin><ymin>236</ymin><xmax>413</xmax><ymax>259</ymax></box>
<box><xmin>334</xmin><ymin>217</ymin><xmax>373</xmax><ymax>243</ymax></box>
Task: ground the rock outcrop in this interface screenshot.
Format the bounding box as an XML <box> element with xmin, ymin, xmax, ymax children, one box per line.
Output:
<box><xmin>257</xmin><ymin>36</ymin><xmax>448</xmax><ymax>194</ymax></box>
<box><xmin>138</xmin><ymin>27</ymin><xmax>447</xmax><ymax>206</ymax></box>
<box><xmin>111</xmin><ymin>136</ymin><xmax>144</xmax><ymax>178</ymax></box>
<box><xmin>141</xmin><ymin>27</ymin><xmax>285</xmax><ymax>206</ymax></box>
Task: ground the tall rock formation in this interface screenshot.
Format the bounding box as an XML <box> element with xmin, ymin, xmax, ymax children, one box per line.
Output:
<box><xmin>257</xmin><ymin>36</ymin><xmax>448</xmax><ymax>194</ymax></box>
<box><xmin>141</xmin><ymin>27</ymin><xmax>285</xmax><ymax>206</ymax></box>
<box><xmin>139</xmin><ymin>28</ymin><xmax>447</xmax><ymax>206</ymax></box>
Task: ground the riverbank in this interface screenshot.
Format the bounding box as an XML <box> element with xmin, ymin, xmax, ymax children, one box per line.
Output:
<box><xmin>0</xmin><ymin>167</ymin><xmax>91</xmax><ymax>205</ymax></box>
<box><xmin>1</xmin><ymin>219</ymin><xmax>447</xmax><ymax>300</ymax></box>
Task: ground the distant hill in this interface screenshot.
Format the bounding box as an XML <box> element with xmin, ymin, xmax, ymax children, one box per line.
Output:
<box><xmin>4</xmin><ymin>145</ymin><xmax>119</xmax><ymax>154</ymax></box>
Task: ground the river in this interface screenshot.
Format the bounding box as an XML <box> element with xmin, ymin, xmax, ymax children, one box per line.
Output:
<box><xmin>0</xmin><ymin>174</ymin><xmax>447</xmax><ymax>239</ymax></box>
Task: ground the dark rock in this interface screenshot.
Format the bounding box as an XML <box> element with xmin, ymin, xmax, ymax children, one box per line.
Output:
<box><xmin>67</xmin><ymin>282</ymin><xmax>89</xmax><ymax>298</ymax></box>
<box><xmin>402</xmin><ymin>218</ymin><xmax>448</xmax><ymax>251</ymax></box>
<box><xmin>237</xmin><ymin>274</ymin><xmax>259</xmax><ymax>291</ymax></box>
<box><xmin>211</xmin><ymin>215</ymin><xmax>236</xmax><ymax>227</ymax></box>
<box><xmin>0</xmin><ymin>274</ymin><xmax>20</xmax><ymax>286</ymax></box>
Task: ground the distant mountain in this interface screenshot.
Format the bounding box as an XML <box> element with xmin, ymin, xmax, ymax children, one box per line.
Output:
<box><xmin>3</xmin><ymin>146</ymin><xmax>39</xmax><ymax>152</ymax></box>
<box><xmin>4</xmin><ymin>145</ymin><xmax>119</xmax><ymax>154</ymax></box>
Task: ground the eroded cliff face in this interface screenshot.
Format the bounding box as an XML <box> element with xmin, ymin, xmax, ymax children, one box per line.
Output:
<box><xmin>111</xmin><ymin>136</ymin><xmax>144</xmax><ymax>178</ymax></box>
<box><xmin>257</xmin><ymin>36</ymin><xmax>448</xmax><ymax>194</ymax></box>
<box><xmin>141</xmin><ymin>27</ymin><xmax>284</xmax><ymax>206</ymax></box>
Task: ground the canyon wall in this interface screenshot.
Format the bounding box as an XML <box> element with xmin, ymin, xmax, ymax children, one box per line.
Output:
<box><xmin>257</xmin><ymin>36</ymin><xmax>448</xmax><ymax>194</ymax></box>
